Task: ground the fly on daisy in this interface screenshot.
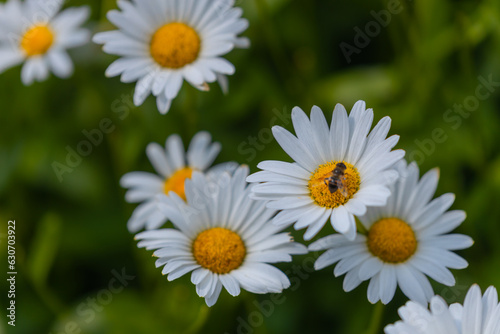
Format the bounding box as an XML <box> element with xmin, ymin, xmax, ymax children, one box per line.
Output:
<box><xmin>310</xmin><ymin>160</ymin><xmax>474</xmax><ymax>306</ymax></box>
<box><xmin>93</xmin><ymin>0</ymin><xmax>249</xmax><ymax>114</ymax></box>
<box><xmin>385</xmin><ymin>284</ymin><xmax>500</xmax><ymax>333</ymax></box>
<box><xmin>121</xmin><ymin>131</ymin><xmax>236</xmax><ymax>232</ymax></box>
<box><xmin>247</xmin><ymin>101</ymin><xmax>405</xmax><ymax>240</ymax></box>
<box><xmin>0</xmin><ymin>0</ymin><xmax>90</xmax><ymax>85</ymax></box>
<box><xmin>135</xmin><ymin>166</ymin><xmax>307</xmax><ymax>306</ymax></box>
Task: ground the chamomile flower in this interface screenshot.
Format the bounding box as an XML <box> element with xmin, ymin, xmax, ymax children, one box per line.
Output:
<box><xmin>385</xmin><ymin>284</ymin><xmax>500</xmax><ymax>334</ymax></box>
<box><xmin>0</xmin><ymin>0</ymin><xmax>90</xmax><ymax>85</ymax></box>
<box><xmin>121</xmin><ymin>131</ymin><xmax>235</xmax><ymax>232</ymax></box>
<box><xmin>310</xmin><ymin>160</ymin><xmax>474</xmax><ymax>305</ymax></box>
<box><xmin>247</xmin><ymin>101</ymin><xmax>404</xmax><ymax>240</ymax></box>
<box><xmin>135</xmin><ymin>166</ymin><xmax>308</xmax><ymax>306</ymax></box>
<box><xmin>93</xmin><ymin>0</ymin><xmax>249</xmax><ymax>114</ymax></box>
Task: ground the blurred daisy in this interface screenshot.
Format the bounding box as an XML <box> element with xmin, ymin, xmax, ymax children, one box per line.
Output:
<box><xmin>385</xmin><ymin>284</ymin><xmax>500</xmax><ymax>334</ymax></box>
<box><xmin>121</xmin><ymin>131</ymin><xmax>235</xmax><ymax>232</ymax></box>
<box><xmin>247</xmin><ymin>101</ymin><xmax>404</xmax><ymax>240</ymax></box>
<box><xmin>136</xmin><ymin>166</ymin><xmax>307</xmax><ymax>306</ymax></box>
<box><xmin>93</xmin><ymin>0</ymin><xmax>249</xmax><ymax>114</ymax></box>
<box><xmin>0</xmin><ymin>0</ymin><xmax>90</xmax><ymax>85</ymax></box>
<box><xmin>310</xmin><ymin>160</ymin><xmax>473</xmax><ymax>305</ymax></box>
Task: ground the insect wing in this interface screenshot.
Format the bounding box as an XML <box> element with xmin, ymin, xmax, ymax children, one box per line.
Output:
<box><xmin>337</xmin><ymin>175</ymin><xmax>348</xmax><ymax>197</ymax></box>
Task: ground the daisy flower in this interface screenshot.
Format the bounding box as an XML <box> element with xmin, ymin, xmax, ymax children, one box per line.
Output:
<box><xmin>93</xmin><ymin>0</ymin><xmax>249</xmax><ymax>114</ymax></box>
<box><xmin>309</xmin><ymin>160</ymin><xmax>474</xmax><ymax>305</ymax></box>
<box><xmin>385</xmin><ymin>284</ymin><xmax>500</xmax><ymax>334</ymax></box>
<box><xmin>121</xmin><ymin>131</ymin><xmax>235</xmax><ymax>232</ymax></box>
<box><xmin>247</xmin><ymin>101</ymin><xmax>405</xmax><ymax>240</ymax></box>
<box><xmin>0</xmin><ymin>0</ymin><xmax>90</xmax><ymax>85</ymax></box>
<box><xmin>135</xmin><ymin>166</ymin><xmax>308</xmax><ymax>306</ymax></box>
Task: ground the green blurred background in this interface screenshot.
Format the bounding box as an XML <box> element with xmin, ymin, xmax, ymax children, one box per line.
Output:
<box><xmin>1</xmin><ymin>0</ymin><xmax>500</xmax><ymax>333</ymax></box>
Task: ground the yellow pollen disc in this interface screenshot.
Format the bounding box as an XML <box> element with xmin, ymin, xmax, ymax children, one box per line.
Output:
<box><xmin>21</xmin><ymin>25</ymin><xmax>54</xmax><ymax>56</ymax></box>
<box><xmin>163</xmin><ymin>167</ymin><xmax>193</xmax><ymax>200</ymax></box>
<box><xmin>150</xmin><ymin>22</ymin><xmax>201</xmax><ymax>68</ymax></box>
<box><xmin>192</xmin><ymin>227</ymin><xmax>246</xmax><ymax>274</ymax></box>
<box><xmin>308</xmin><ymin>161</ymin><xmax>360</xmax><ymax>208</ymax></box>
<box><xmin>367</xmin><ymin>218</ymin><xmax>417</xmax><ymax>263</ymax></box>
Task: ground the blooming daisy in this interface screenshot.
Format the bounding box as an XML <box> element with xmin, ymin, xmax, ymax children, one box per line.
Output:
<box><xmin>385</xmin><ymin>284</ymin><xmax>500</xmax><ymax>334</ymax></box>
<box><xmin>135</xmin><ymin>166</ymin><xmax>308</xmax><ymax>306</ymax></box>
<box><xmin>0</xmin><ymin>0</ymin><xmax>90</xmax><ymax>85</ymax></box>
<box><xmin>93</xmin><ymin>0</ymin><xmax>249</xmax><ymax>114</ymax></box>
<box><xmin>121</xmin><ymin>131</ymin><xmax>235</xmax><ymax>232</ymax></box>
<box><xmin>309</xmin><ymin>160</ymin><xmax>474</xmax><ymax>305</ymax></box>
<box><xmin>247</xmin><ymin>101</ymin><xmax>405</xmax><ymax>240</ymax></box>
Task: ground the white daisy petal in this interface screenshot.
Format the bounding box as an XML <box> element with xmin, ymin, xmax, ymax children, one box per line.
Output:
<box><xmin>462</xmin><ymin>285</ymin><xmax>483</xmax><ymax>334</ymax></box>
<box><xmin>256</xmin><ymin>161</ymin><xmax>310</xmax><ymax>180</ymax></box>
<box><xmin>419</xmin><ymin>210</ymin><xmax>466</xmax><ymax>238</ymax></box>
<box><xmin>47</xmin><ymin>50</ymin><xmax>73</xmax><ymax>78</ymax></box>
<box><xmin>146</xmin><ymin>142</ymin><xmax>173</xmax><ymax>178</ymax></box>
<box><xmin>266</xmin><ymin>196</ymin><xmax>313</xmax><ymax>210</ymax></box>
<box><xmin>334</xmin><ymin>252</ymin><xmax>371</xmax><ymax>277</ymax></box>
<box><xmin>331</xmin><ymin>205</ymin><xmax>354</xmax><ymax>236</ymax></box>
<box><xmin>358</xmin><ymin>257</ymin><xmax>384</xmax><ymax>281</ymax></box>
<box><xmin>330</xmin><ymin>103</ymin><xmax>349</xmax><ymax>161</ymax></box>
<box><xmin>367</xmin><ymin>272</ymin><xmax>381</xmax><ymax>304</ymax></box>
<box><xmin>51</xmin><ymin>6</ymin><xmax>90</xmax><ymax>31</ymax></box>
<box><xmin>346</xmin><ymin>107</ymin><xmax>373</xmax><ymax>164</ymax></box>
<box><xmin>343</xmin><ymin>265</ymin><xmax>363</xmax><ymax>292</ymax></box>
<box><xmin>303</xmin><ymin>209</ymin><xmax>331</xmax><ymax>241</ymax></box>
<box><xmin>0</xmin><ymin>47</ymin><xmax>24</xmax><ymax>73</ymax></box>
<box><xmin>166</xmin><ymin>134</ymin><xmax>186</xmax><ymax>171</ymax></box>
<box><xmin>310</xmin><ymin>105</ymin><xmax>331</xmax><ymax>162</ymax></box>
<box><xmin>410</xmin><ymin>256</ymin><xmax>455</xmax><ymax>286</ymax></box>
<box><xmin>294</xmin><ymin>206</ymin><xmax>327</xmax><ymax>230</ymax></box>
<box><xmin>205</xmin><ymin>280</ymin><xmax>223</xmax><ymax>307</ymax></box>
<box><xmin>57</xmin><ymin>29</ymin><xmax>90</xmax><ymax>49</ymax></box>
<box><xmin>397</xmin><ymin>265</ymin><xmax>429</xmax><ymax>306</ymax></box>
<box><xmin>271</xmin><ymin>126</ymin><xmax>318</xmax><ymax>171</ymax></box>
<box><xmin>421</xmin><ymin>234</ymin><xmax>474</xmax><ymax>250</ymax></box>
<box><xmin>379</xmin><ymin>266</ymin><xmax>397</xmax><ymax>304</ymax></box>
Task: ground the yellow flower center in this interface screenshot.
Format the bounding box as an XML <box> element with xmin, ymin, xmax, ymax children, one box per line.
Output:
<box><xmin>150</xmin><ymin>22</ymin><xmax>201</xmax><ymax>68</ymax></box>
<box><xmin>21</xmin><ymin>25</ymin><xmax>54</xmax><ymax>56</ymax></box>
<box><xmin>308</xmin><ymin>161</ymin><xmax>361</xmax><ymax>208</ymax></box>
<box><xmin>192</xmin><ymin>227</ymin><xmax>246</xmax><ymax>274</ymax></box>
<box><xmin>163</xmin><ymin>167</ymin><xmax>194</xmax><ymax>200</ymax></box>
<box><xmin>367</xmin><ymin>218</ymin><xmax>417</xmax><ymax>263</ymax></box>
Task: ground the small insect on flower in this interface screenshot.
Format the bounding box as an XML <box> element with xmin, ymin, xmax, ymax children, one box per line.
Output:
<box><xmin>323</xmin><ymin>162</ymin><xmax>348</xmax><ymax>197</ymax></box>
<box><xmin>310</xmin><ymin>160</ymin><xmax>474</xmax><ymax>306</ymax></box>
<box><xmin>247</xmin><ymin>101</ymin><xmax>405</xmax><ymax>240</ymax></box>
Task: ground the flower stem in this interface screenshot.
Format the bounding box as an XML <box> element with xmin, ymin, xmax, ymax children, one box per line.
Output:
<box><xmin>186</xmin><ymin>304</ymin><xmax>210</xmax><ymax>333</ymax></box>
<box><xmin>183</xmin><ymin>86</ymin><xmax>198</xmax><ymax>138</ymax></box>
<box><xmin>365</xmin><ymin>302</ymin><xmax>385</xmax><ymax>334</ymax></box>
<box><xmin>356</xmin><ymin>217</ymin><xmax>368</xmax><ymax>235</ymax></box>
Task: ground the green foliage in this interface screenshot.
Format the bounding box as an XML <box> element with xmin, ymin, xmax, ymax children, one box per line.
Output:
<box><xmin>1</xmin><ymin>0</ymin><xmax>500</xmax><ymax>333</ymax></box>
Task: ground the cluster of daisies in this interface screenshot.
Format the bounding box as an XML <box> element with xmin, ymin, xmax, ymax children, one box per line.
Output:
<box><xmin>122</xmin><ymin>101</ymin><xmax>475</xmax><ymax>314</ymax></box>
<box><xmin>0</xmin><ymin>0</ymin><xmax>248</xmax><ymax>113</ymax></box>
<box><xmin>2</xmin><ymin>0</ymin><xmax>495</xmax><ymax>332</ymax></box>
